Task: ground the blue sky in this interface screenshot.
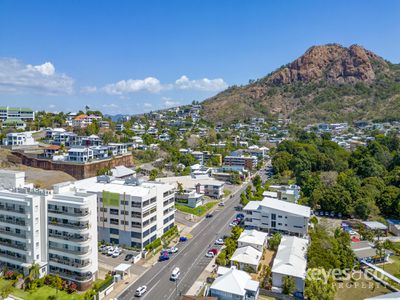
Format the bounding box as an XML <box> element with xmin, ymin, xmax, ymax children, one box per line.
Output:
<box><xmin>0</xmin><ymin>0</ymin><xmax>399</xmax><ymax>115</ymax></box>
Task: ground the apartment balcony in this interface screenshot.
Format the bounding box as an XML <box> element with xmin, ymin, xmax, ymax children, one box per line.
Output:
<box><xmin>0</xmin><ymin>252</ymin><xmax>26</xmax><ymax>263</ymax></box>
<box><xmin>49</xmin><ymin>232</ymin><xmax>90</xmax><ymax>242</ymax></box>
<box><xmin>49</xmin><ymin>220</ymin><xmax>89</xmax><ymax>230</ymax></box>
<box><xmin>49</xmin><ymin>244</ymin><xmax>91</xmax><ymax>255</ymax></box>
<box><xmin>0</xmin><ymin>218</ymin><xmax>26</xmax><ymax>227</ymax></box>
<box><xmin>0</xmin><ymin>240</ymin><xmax>27</xmax><ymax>251</ymax></box>
<box><xmin>50</xmin><ymin>269</ymin><xmax>93</xmax><ymax>282</ymax></box>
<box><xmin>49</xmin><ymin>257</ymin><xmax>91</xmax><ymax>268</ymax></box>
<box><xmin>0</xmin><ymin>228</ymin><xmax>26</xmax><ymax>239</ymax></box>
<box><xmin>0</xmin><ymin>205</ymin><xmax>26</xmax><ymax>215</ymax></box>
<box><xmin>48</xmin><ymin>208</ymin><xmax>89</xmax><ymax>217</ymax></box>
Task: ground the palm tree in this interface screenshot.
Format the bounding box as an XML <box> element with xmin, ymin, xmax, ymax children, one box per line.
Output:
<box><xmin>28</xmin><ymin>263</ymin><xmax>40</xmax><ymax>281</ymax></box>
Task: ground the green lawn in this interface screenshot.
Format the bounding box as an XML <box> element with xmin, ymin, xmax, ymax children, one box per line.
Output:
<box><xmin>0</xmin><ymin>279</ymin><xmax>85</xmax><ymax>300</ymax></box>
<box><xmin>335</xmin><ymin>276</ymin><xmax>391</xmax><ymax>300</ymax></box>
<box><xmin>175</xmin><ymin>201</ymin><xmax>218</xmax><ymax>216</ymax></box>
<box><xmin>381</xmin><ymin>255</ymin><xmax>400</xmax><ymax>278</ymax></box>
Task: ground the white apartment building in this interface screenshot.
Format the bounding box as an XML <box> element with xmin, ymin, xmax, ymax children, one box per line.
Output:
<box><xmin>0</xmin><ymin>189</ymin><xmax>48</xmax><ymax>277</ymax></box>
<box><xmin>67</xmin><ymin>147</ymin><xmax>94</xmax><ymax>163</ymax></box>
<box><xmin>243</xmin><ymin>198</ymin><xmax>310</xmax><ymax>237</ymax></box>
<box><xmin>64</xmin><ymin>175</ymin><xmax>175</xmax><ymax>249</ymax></box>
<box><xmin>0</xmin><ymin>170</ymin><xmax>98</xmax><ymax>291</ymax></box>
<box><xmin>2</xmin><ymin>132</ymin><xmax>38</xmax><ymax>147</ymax></box>
<box><xmin>48</xmin><ymin>187</ymin><xmax>98</xmax><ymax>291</ymax></box>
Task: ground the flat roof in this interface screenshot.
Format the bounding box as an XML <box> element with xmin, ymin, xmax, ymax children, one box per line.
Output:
<box><xmin>362</xmin><ymin>221</ymin><xmax>387</xmax><ymax>230</ymax></box>
<box><xmin>244</xmin><ymin>198</ymin><xmax>310</xmax><ymax>218</ymax></box>
<box><xmin>158</xmin><ymin>175</ymin><xmax>224</xmax><ymax>190</ymax></box>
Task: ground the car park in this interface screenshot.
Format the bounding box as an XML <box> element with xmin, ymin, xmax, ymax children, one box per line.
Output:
<box><xmin>215</xmin><ymin>238</ymin><xmax>224</xmax><ymax>245</ymax></box>
<box><xmin>135</xmin><ymin>285</ymin><xmax>147</xmax><ymax>297</ymax></box>
<box><xmin>179</xmin><ymin>236</ymin><xmax>188</xmax><ymax>242</ymax></box>
<box><xmin>124</xmin><ymin>254</ymin><xmax>134</xmax><ymax>261</ymax></box>
<box><xmin>170</xmin><ymin>267</ymin><xmax>180</xmax><ymax>281</ymax></box>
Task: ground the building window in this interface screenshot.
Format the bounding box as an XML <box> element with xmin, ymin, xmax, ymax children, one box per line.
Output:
<box><xmin>110</xmin><ymin>228</ymin><xmax>119</xmax><ymax>235</ymax></box>
<box><xmin>271</xmin><ymin>214</ymin><xmax>276</xmax><ymax>220</ymax></box>
<box><xmin>271</xmin><ymin>221</ymin><xmax>276</xmax><ymax>228</ymax></box>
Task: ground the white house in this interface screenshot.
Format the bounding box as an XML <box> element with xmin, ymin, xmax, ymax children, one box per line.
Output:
<box><xmin>272</xmin><ymin>236</ymin><xmax>308</xmax><ymax>294</ymax></box>
<box><xmin>237</xmin><ymin>229</ymin><xmax>268</xmax><ymax>251</ymax></box>
<box><xmin>243</xmin><ymin>198</ymin><xmax>310</xmax><ymax>237</ymax></box>
<box><xmin>67</xmin><ymin>147</ymin><xmax>94</xmax><ymax>163</ymax></box>
<box><xmin>210</xmin><ymin>266</ymin><xmax>259</xmax><ymax>300</ymax></box>
<box><xmin>230</xmin><ymin>246</ymin><xmax>262</xmax><ymax>272</ymax></box>
<box><xmin>3</xmin><ymin>132</ymin><xmax>37</xmax><ymax>147</ymax></box>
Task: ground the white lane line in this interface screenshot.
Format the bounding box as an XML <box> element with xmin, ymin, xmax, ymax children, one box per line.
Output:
<box><xmin>142</xmin><ymin>279</ymin><xmax>160</xmax><ymax>299</ymax></box>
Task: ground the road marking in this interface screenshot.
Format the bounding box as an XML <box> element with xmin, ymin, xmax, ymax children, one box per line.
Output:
<box><xmin>141</xmin><ymin>279</ymin><xmax>160</xmax><ymax>299</ymax></box>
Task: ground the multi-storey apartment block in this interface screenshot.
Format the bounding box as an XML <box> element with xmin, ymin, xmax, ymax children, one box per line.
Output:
<box><xmin>48</xmin><ymin>187</ymin><xmax>98</xmax><ymax>290</ymax></box>
<box><xmin>59</xmin><ymin>175</ymin><xmax>175</xmax><ymax>249</ymax></box>
<box><xmin>0</xmin><ymin>106</ymin><xmax>35</xmax><ymax>121</ymax></box>
<box><xmin>224</xmin><ymin>155</ymin><xmax>258</xmax><ymax>171</ymax></box>
<box><xmin>0</xmin><ymin>170</ymin><xmax>98</xmax><ymax>291</ymax></box>
<box><xmin>243</xmin><ymin>198</ymin><xmax>310</xmax><ymax>237</ymax></box>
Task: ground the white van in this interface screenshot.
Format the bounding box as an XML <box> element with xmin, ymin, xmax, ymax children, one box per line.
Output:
<box><xmin>170</xmin><ymin>267</ymin><xmax>180</xmax><ymax>281</ymax></box>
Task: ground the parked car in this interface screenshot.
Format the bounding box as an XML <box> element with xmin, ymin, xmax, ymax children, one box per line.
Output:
<box><xmin>338</xmin><ymin>212</ymin><xmax>343</xmax><ymax>218</ymax></box>
<box><xmin>215</xmin><ymin>238</ymin><xmax>224</xmax><ymax>245</ymax></box>
<box><xmin>170</xmin><ymin>267</ymin><xmax>180</xmax><ymax>281</ymax></box>
<box><xmin>125</xmin><ymin>254</ymin><xmax>134</xmax><ymax>261</ymax></box>
<box><xmin>169</xmin><ymin>246</ymin><xmax>178</xmax><ymax>254</ymax></box>
<box><xmin>236</xmin><ymin>213</ymin><xmax>244</xmax><ymax>219</ymax></box>
<box><xmin>135</xmin><ymin>285</ymin><xmax>147</xmax><ymax>297</ymax></box>
<box><xmin>112</xmin><ymin>249</ymin><xmax>121</xmax><ymax>258</ymax></box>
<box><xmin>206</xmin><ymin>248</ymin><xmax>218</xmax><ymax>258</ymax></box>
<box><xmin>229</xmin><ymin>222</ymin><xmax>237</xmax><ymax>227</ymax></box>
<box><xmin>107</xmin><ymin>248</ymin><xmax>115</xmax><ymax>256</ymax></box>
<box><xmin>205</xmin><ymin>213</ymin><xmax>213</xmax><ymax>218</ymax></box>
<box><xmin>330</xmin><ymin>211</ymin><xmax>335</xmax><ymax>218</ymax></box>
<box><xmin>179</xmin><ymin>236</ymin><xmax>188</xmax><ymax>242</ymax></box>
<box><xmin>99</xmin><ymin>245</ymin><xmax>107</xmax><ymax>252</ymax></box>
<box><xmin>159</xmin><ymin>254</ymin><xmax>169</xmax><ymax>261</ymax></box>
<box><xmin>103</xmin><ymin>246</ymin><xmax>113</xmax><ymax>254</ymax></box>
<box><xmin>218</xmin><ymin>202</ymin><xmax>225</xmax><ymax>206</ymax></box>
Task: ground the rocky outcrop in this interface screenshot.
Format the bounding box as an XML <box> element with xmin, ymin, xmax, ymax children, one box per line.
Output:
<box><xmin>267</xmin><ymin>44</ymin><xmax>387</xmax><ymax>85</ymax></box>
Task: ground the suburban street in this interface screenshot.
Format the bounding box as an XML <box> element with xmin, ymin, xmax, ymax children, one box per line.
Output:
<box><xmin>117</xmin><ymin>181</ymin><xmax>250</xmax><ymax>300</ymax></box>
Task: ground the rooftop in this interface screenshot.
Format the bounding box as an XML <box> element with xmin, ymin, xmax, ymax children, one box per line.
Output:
<box><xmin>211</xmin><ymin>267</ymin><xmax>259</xmax><ymax>296</ymax></box>
<box><xmin>243</xmin><ymin>198</ymin><xmax>310</xmax><ymax>218</ymax></box>
<box><xmin>271</xmin><ymin>236</ymin><xmax>308</xmax><ymax>279</ymax></box>
<box><xmin>238</xmin><ymin>229</ymin><xmax>268</xmax><ymax>246</ymax></box>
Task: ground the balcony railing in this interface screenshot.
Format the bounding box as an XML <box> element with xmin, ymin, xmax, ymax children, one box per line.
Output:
<box><xmin>49</xmin><ymin>244</ymin><xmax>91</xmax><ymax>255</ymax></box>
<box><xmin>0</xmin><ymin>218</ymin><xmax>26</xmax><ymax>227</ymax></box>
<box><xmin>49</xmin><ymin>257</ymin><xmax>91</xmax><ymax>268</ymax></box>
<box><xmin>0</xmin><ymin>240</ymin><xmax>27</xmax><ymax>251</ymax></box>
<box><xmin>48</xmin><ymin>208</ymin><xmax>89</xmax><ymax>217</ymax></box>
<box><xmin>49</xmin><ymin>220</ymin><xmax>89</xmax><ymax>230</ymax></box>
<box><xmin>0</xmin><ymin>206</ymin><xmax>25</xmax><ymax>214</ymax></box>
<box><xmin>50</xmin><ymin>270</ymin><xmax>93</xmax><ymax>282</ymax></box>
<box><xmin>0</xmin><ymin>252</ymin><xmax>25</xmax><ymax>262</ymax></box>
<box><xmin>49</xmin><ymin>232</ymin><xmax>90</xmax><ymax>242</ymax></box>
<box><xmin>0</xmin><ymin>228</ymin><xmax>26</xmax><ymax>239</ymax></box>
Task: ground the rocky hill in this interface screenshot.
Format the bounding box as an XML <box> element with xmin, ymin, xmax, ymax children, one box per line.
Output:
<box><xmin>202</xmin><ymin>44</ymin><xmax>400</xmax><ymax>124</ymax></box>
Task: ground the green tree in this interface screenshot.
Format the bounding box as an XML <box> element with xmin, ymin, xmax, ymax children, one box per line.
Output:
<box><xmin>282</xmin><ymin>276</ymin><xmax>296</xmax><ymax>295</ymax></box>
<box><xmin>268</xmin><ymin>232</ymin><xmax>282</xmax><ymax>251</ymax></box>
<box><xmin>149</xmin><ymin>169</ymin><xmax>158</xmax><ymax>181</ymax></box>
<box><xmin>305</xmin><ymin>268</ymin><xmax>336</xmax><ymax>300</ymax></box>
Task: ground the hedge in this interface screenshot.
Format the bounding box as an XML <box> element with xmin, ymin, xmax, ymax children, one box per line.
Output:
<box><xmin>144</xmin><ymin>238</ymin><xmax>161</xmax><ymax>251</ymax></box>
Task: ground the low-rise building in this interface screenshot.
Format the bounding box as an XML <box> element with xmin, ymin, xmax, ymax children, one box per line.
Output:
<box><xmin>67</xmin><ymin>147</ymin><xmax>94</xmax><ymax>163</ymax></box>
<box><xmin>0</xmin><ymin>106</ymin><xmax>35</xmax><ymax>121</ymax></box>
<box><xmin>230</xmin><ymin>246</ymin><xmax>262</xmax><ymax>272</ymax></box>
<box><xmin>2</xmin><ymin>132</ymin><xmax>37</xmax><ymax>147</ymax></box>
<box><xmin>210</xmin><ymin>266</ymin><xmax>259</xmax><ymax>300</ymax></box>
<box><xmin>272</xmin><ymin>236</ymin><xmax>308</xmax><ymax>294</ymax></box>
<box><xmin>387</xmin><ymin>219</ymin><xmax>400</xmax><ymax>236</ymax></box>
<box><xmin>224</xmin><ymin>155</ymin><xmax>258</xmax><ymax>171</ymax></box>
<box><xmin>1</xmin><ymin>118</ymin><xmax>26</xmax><ymax>130</ymax></box>
<box><xmin>237</xmin><ymin>229</ymin><xmax>267</xmax><ymax>252</ymax></box>
<box><xmin>243</xmin><ymin>198</ymin><xmax>310</xmax><ymax>237</ymax></box>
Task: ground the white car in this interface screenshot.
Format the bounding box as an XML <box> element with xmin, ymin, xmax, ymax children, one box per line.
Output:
<box><xmin>112</xmin><ymin>249</ymin><xmax>121</xmax><ymax>257</ymax></box>
<box><xmin>99</xmin><ymin>245</ymin><xmax>107</xmax><ymax>252</ymax></box>
<box><xmin>135</xmin><ymin>285</ymin><xmax>147</xmax><ymax>297</ymax></box>
<box><xmin>229</xmin><ymin>222</ymin><xmax>237</xmax><ymax>227</ymax></box>
<box><xmin>106</xmin><ymin>247</ymin><xmax>115</xmax><ymax>255</ymax></box>
<box><xmin>215</xmin><ymin>238</ymin><xmax>224</xmax><ymax>245</ymax></box>
<box><xmin>218</xmin><ymin>202</ymin><xmax>225</xmax><ymax>206</ymax></box>
<box><xmin>205</xmin><ymin>251</ymin><xmax>217</xmax><ymax>258</ymax></box>
<box><xmin>169</xmin><ymin>246</ymin><xmax>178</xmax><ymax>253</ymax></box>
<box><xmin>170</xmin><ymin>267</ymin><xmax>180</xmax><ymax>281</ymax></box>
<box><xmin>102</xmin><ymin>246</ymin><xmax>113</xmax><ymax>254</ymax></box>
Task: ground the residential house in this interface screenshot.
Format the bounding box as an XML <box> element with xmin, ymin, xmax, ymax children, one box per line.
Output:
<box><xmin>237</xmin><ymin>229</ymin><xmax>267</xmax><ymax>252</ymax></box>
<box><xmin>210</xmin><ymin>266</ymin><xmax>259</xmax><ymax>300</ymax></box>
<box><xmin>3</xmin><ymin>132</ymin><xmax>37</xmax><ymax>147</ymax></box>
<box><xmin>230</xmin><ymin>246</ymin><xmax>262</xmax><ymax>272</ymax></box>
<box><xmin>271</xmin><ymin>236</ymin><xmax>308</xmax><ymax>294</ymax></box>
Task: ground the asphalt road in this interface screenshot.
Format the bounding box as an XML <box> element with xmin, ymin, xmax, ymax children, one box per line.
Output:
<box><xmin>118</xmin><ymin>182</ymin><xmax>250</xmax><ymax>300</ymax></box>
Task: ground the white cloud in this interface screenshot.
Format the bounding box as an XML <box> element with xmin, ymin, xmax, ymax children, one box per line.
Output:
<box><xmin>101</xmin><ymin>75</ymin><xmax>227</xmax><ymax>95</ymax></box>
<box><xmin>102</xmin><ymin>103</ymin><xmax>119</xmax><ymax>108</ymax></box>
<box><xmin>0</xmin><ymin>58</ymin><xmax>74</xmax><ymax>95</ymax></box>
<box><xmin>175</xmin><ymin>75</ymin><xmax>227</xmax><ymax>91</ymax></box>
<box><xmin>143</xmin><ymin>102</ymin><xmax>153</xmax><ymax>108</ymax></box>
<box><xmin>80</xmin><ymin>86</ymin><xmax>97</xmax><ymax>94</ymax></box>
<box><xmin>162</xmin><ymin>97</ymin><xmax>180</xmax><ymax>108</ymax></box>
<box><xmin>49</xmin><ymin>104</ymin><xmax>56</xmax><ymax>108</ymax></box>
<box><xmin>103</xmin><ymin>77</ymin><xmax>165</xmax><ymax>95</ymax></box>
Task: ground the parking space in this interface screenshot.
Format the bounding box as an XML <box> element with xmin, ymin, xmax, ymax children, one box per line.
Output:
<box><xmin>98</xmin><ymin>248</ymin><xmax>146</xmax><ymax>276</ymax></box>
